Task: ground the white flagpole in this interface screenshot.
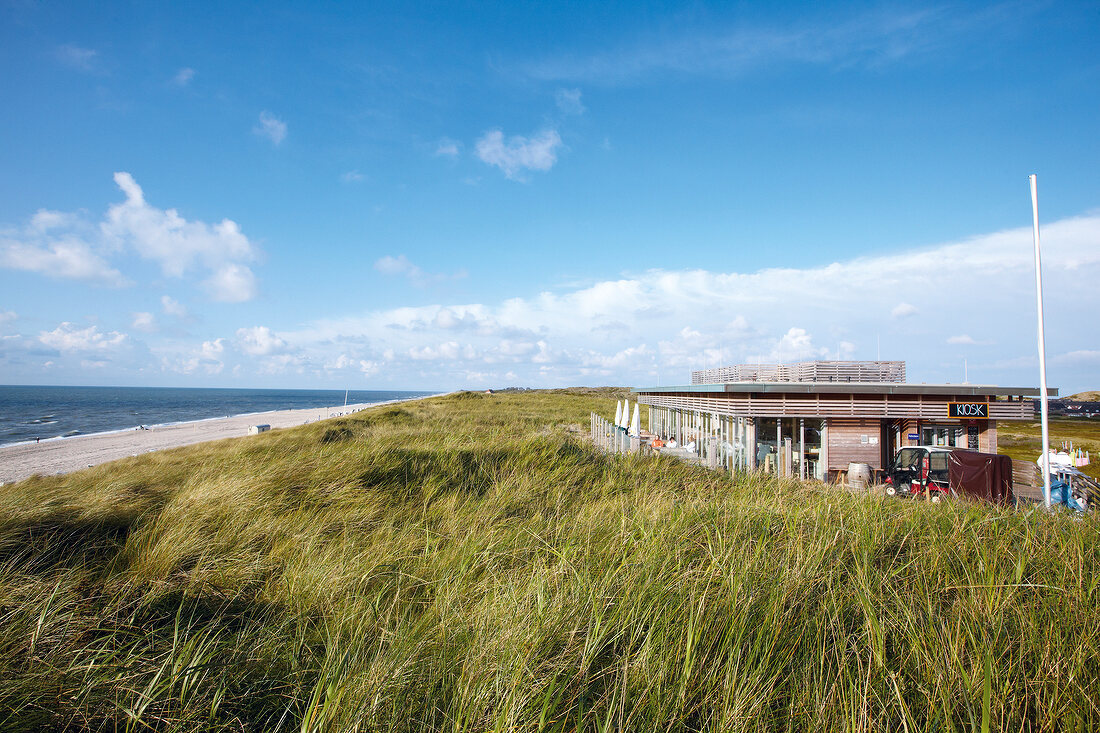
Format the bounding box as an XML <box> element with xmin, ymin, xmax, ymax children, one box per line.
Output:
<box><xmin>1030</xmin><ymin>174</ymin><xmax>1051</xmax><ymax>509</ymax></box>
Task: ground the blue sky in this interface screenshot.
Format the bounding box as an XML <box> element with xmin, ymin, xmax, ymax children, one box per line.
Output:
<box><xmin>1</xmin><ymin>1</ymin><xmax>1098</xmax><ymax>392</ymax></box>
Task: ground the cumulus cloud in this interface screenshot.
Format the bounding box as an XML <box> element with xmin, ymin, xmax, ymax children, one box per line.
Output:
<box><xmin>253</xmin><ymin>111</ymin><xmax>287</xmax><ymax>145</ymax></box>
<box><xmin>1</xmin><ymin>174</ymin><xmax>260</xmax><ymax>301</ymax></box>
<box><xmin>0</xmin><ymin>235</ymin><xmax>128</xmax><ymax>286</ymax></box>
<box><xmin>40</xmin><ymin>323</ymin><xmax>126</xmax><ymax>352</ymax></box>
<box><xmin>275</xmin><ymin>213</ymin><xmax>1100</xmax><ymax>390</ymax></box>
<box><xmin>203</xmin><ymin>263</ymin><xmax>257</xmax><ymax>302</ymax></box>
<box><xmin>158</xmin><ymin>337</ymin><xmax>226</xmax><ymax>375</ymax></box>
<box><xmin>475</xmin><ymin>128</ymin><xmax>562</xmax><ymax>180</ymax></box>
<box><xmin>235</xmin><ymin>326</ymin><xmax>288</xmax><ymax>356</ymax></box>
<box><xmin>101</xmin><ymin>172</ymin><xmax>260</xmax><ymax>297</ymax></box>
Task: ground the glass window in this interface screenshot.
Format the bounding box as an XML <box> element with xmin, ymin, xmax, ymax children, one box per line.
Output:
<box><xmin>756</xmin><ymin>418</ymin><xmax>779</xmax><ymax>473</ymax></box>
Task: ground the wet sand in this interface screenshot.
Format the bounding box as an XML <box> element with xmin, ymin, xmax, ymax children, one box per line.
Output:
<box><xmin>0</xmin><ymin>394</ymin><xmax>445</xmax><ymax>485</ymax></box>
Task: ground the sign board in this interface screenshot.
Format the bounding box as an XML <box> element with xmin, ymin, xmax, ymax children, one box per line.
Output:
<box><xmin>949</xmin><ymin>402</ymin><xmax>990</xmax><ymax>419</ymax></box>
<box><xmin>967</xmin><ymin>424</ymin><xmax>979</xmax><ymax>450</ymax></box>
<box><xmin>907</xmin><ymin>433</ymin><xmax>919</xmax><ymax>440</ymax></box>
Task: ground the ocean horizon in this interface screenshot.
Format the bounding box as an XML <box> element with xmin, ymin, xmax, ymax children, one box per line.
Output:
<box><xmin>0</xmin><ymin>385</ymin><xmax>439</xmax><ymax>447</ymax></box>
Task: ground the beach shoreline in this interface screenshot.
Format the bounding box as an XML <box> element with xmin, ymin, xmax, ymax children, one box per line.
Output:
<box><xmin>0</xmin><ymin>392</ymin><xmax>450</xmax><ymax>485</ymax></box>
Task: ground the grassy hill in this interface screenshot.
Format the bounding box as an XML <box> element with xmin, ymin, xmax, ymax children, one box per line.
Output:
<box><xmin>1</xmin><ymin>390</ymin><xmax>1098</xmax><ymax>731</ymax></box>
<box><xmin>997</xmin><ymin>416</ymin><xmax>1100</xmax><ymax>481</ymax></box>
<box><xmin>1066</xmin><ymin>391</ymin><xmax>1100</xmax><ymax>401</ymax></box>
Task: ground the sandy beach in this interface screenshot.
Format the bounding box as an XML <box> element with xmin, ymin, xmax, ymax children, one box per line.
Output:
<box><xmin>0</xmin><ymin>394</ymin><xmax>445</xmax><ymax>485</ymax></box>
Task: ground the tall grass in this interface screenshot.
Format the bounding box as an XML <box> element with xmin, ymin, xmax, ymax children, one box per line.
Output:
<box><xmin>1</xmin><ymin>390</ymin><xmax>1098</xmax><ymax>731</ymax></box>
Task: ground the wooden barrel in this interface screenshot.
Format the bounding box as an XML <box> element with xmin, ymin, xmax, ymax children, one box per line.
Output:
<box><xmin>848</xmin><ymin>462</ymin><xmax>872</xmax><ymax>489</ymax></box>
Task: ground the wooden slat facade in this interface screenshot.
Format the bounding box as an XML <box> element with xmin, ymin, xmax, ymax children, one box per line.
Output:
<box><xmin>827</xmin><ymin>419</ymin><xmax>884</xmax><ymax>470</ymax></box>
<box><xmin>637</xmin><ymin>391</ymin><xmax>1032</xmax><ymax>420</ymax></box>
<box><xmin>636</xmin><ymin>380</ymin><xmax>1040</xmax><ymax>482</ymax></box>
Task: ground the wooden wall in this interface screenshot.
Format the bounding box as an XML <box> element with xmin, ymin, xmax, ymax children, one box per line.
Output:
<box><xmin>827</xmin><ymin>418</ymin><xmax>885</xmax><ymax>470</ymax></box>
<box><xmin>980</xmin><ymin>421</ymin><xmax>998</xmax><ymax>453</ymax></box>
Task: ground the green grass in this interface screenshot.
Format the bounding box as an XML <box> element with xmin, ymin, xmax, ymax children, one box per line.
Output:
<box><xmin>1</xmin><ymin>390</ymin><xmax>1099</xmax><ymax>731</ymax></box>
<box><xmin>998</xmin><ymin>417</ymin><xmax>1100</xmax><ymax>481</ymax></box>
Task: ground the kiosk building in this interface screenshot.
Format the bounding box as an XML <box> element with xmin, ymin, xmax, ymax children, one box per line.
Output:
<box><xmin>633</xmin><ymin>360</ymin><xmax>1050</xmax><ymax>481</ymax></box>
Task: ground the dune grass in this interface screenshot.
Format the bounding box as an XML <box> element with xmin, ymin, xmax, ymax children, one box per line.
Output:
<box><xmin>997</xmin><ymin>417</ymin><xmax>1100</xmax><ymax>481</ymax></box>
<box><xmin>1</xmin><ymin>389</ymin><xmax>1098</xmax><ymax>731</ymax></box>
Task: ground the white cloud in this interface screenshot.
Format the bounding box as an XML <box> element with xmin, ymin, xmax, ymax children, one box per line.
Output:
<box><xmin>947</xmin><ymin>334</ymin><xmax>976</xmax><ymax>345</ymax></box>
<box><xmin>40</xmin><ymin>323</ymin><xmax>126</xmax><ymax>352</ymax></box>
<box><xmin>375</xmin><ymin>254</ymin><xmax>419</xmax><ymax>277</ymax></box>
<box><xmin>0</xmin><ymin>310</ymin><xmax>15</xmax><ymax>324</ymax></box>
<box><xmin>131</xmin><ymin>312</ymin><xmax>157</xmax><ymax>332</ymax></box>
<box><xmin>161</xmin><ymin>295</ymin><xmax>188</xmax><ymax>318</ymax></box>
<box><xmin>202</xmin><ymin>338</ymin><xmax>225</xmax><ymax>357</ymax></box>
<box><xmin>340</xmin><ymin>170</ymin><xmax>365</xmax><ymax>183</ymax></box>
<box><xmin>525</xmin><ymin>7</ymin><xmax>1012</xmax><ymax>84</ymax></box>
<box><xmin>1</xmin><ymin>174</ymin><xmax>262</xmax><ymax>301</ymax></box>
<box><xmin>770</xmin><ymin>327</ymin><xmax>825</xmax><ymax>362</ymax></box>
<box><xmin>0</xmin><ymin>236</ymin><xmax>127</xmax><ymax>286</ymax></box>
<box><xmin>435</xmin><ymin>139</ymin><xmax>460</xmax><ymax>157</ymax></box>
<box><xmin>409</xmin><ymin>341</ymin><xmax>461</xmax><ymax>361</ymax></box>
<box><xmin>253</xmin><ymin>111</ymin><xmax>287</xmax><ymax>145</ymax></box>
<box><xmin>56</xmin><ymin>44</ymin><xmax>99</xmax><ymax>72</ymax></box>
<box><xmin>203</xmin><ymin>263</ymin><xmax>258</xmax><ymax>302</ymax></box>
<box><xmin>235</xmin><ymin>326</ymin><xmax>288</xmax><ymax>356</ymax></box>
<box><xmin>555</xmin><ymin>88</ymin><xmax>585</xmax><ymax>115</ymax></box>
<box><xmin>102</xmin><ymin>172</ymin><xmax>260</xmax><ymax>297</ymax></box>
<box><xmin>374</xmin><ymin>254</ymin><xmax>466</xmax><ymax>287</ymax></box>
<box><xmin>273</xmin><ymin>213</ymin><xmax>1100</xmax><ymax>390</ymax></box>
<box><xmin>1051</xmin><ymin>350</ymin><xmax>1100</xmax><ymax>367</ymax></box>
<box><xmin>475</xmin><ymin>128</ymin><xmax>562</xmax><ymax>180</ymax></box>
<box><xmin>172</xmin><ymin>67</ymin><xmax>195</xmax><ymax>86</ymax></box>
<box><xmin>891</xmin><ymin>302</ymin><xmax>918</xmax><ymax>319</ymax></box>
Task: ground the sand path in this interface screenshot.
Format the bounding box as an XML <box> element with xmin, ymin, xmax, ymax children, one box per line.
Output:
<box><xmin>0</xmin><ymin>394</ymin><xmax>445</xmax><ymax>485</ymax></box>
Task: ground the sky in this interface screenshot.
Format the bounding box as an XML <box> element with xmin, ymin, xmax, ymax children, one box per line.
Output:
<box><xmin>1</xmin><ymin>1</ymin><xmax>1098</xmax><ymax>393</ymax></box>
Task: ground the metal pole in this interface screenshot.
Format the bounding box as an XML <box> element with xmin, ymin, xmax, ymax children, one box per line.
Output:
<box><xmin>1030</xmin><ymin>174</ymin><xmax>1051</xmax><ymax>509</ymax></box>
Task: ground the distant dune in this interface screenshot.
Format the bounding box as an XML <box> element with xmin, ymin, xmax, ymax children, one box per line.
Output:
<box><xmin>1065</xmin><ymin>391</ymin><xmax>1100</xmax><ymax>401</ymax></box>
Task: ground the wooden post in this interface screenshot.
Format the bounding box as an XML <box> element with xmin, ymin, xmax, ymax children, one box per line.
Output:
<box><xmin>799</xmin><ymin>418</ymin><xmax>805</xmax><ymax>480</ymax></box>
<box><xmin>747</xmin><ymin>419</ymin><xmax>757</xmax><ymax>471</ymax></box>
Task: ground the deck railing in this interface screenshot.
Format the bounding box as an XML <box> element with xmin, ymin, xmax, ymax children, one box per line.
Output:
<box><xmin>691</xmin><ymin>360</ymin><xmax>906</xmax><ymax>385</ymax></box>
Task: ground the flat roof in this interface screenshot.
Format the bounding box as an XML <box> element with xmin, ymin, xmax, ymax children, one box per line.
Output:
<box><xmin>632</xmin><ymin>382</ymin><xmax>1056</xmax><ymax>398</ymax></box>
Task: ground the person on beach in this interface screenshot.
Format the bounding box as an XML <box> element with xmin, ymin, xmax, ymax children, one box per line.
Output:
<box><xmin>36</xmin><ymin>437</ymin><xmax>39</xmax><ymax>444</ymax></box>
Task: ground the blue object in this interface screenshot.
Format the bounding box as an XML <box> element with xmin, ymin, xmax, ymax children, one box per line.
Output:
<box><xmin>1050</xmin><ymin>480</ymin><xmax>1087</xmax><ymax>512</ymax></box>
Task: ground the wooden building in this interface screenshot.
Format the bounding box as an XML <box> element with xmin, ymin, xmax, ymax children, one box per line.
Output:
<box><xmin>634</xmin><ymin>360</ymin><xmax>1050</xmax><ymax>481</ymax></box>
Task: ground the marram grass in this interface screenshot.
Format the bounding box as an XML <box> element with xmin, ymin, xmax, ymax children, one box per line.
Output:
<box><xmin>1</xmin><ymin>390</ymin><xmax>1098</xmax><ymax>731</ymax></box>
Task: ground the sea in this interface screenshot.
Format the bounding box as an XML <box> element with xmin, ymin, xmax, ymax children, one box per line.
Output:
<box><xmin>0</xmin><ymin>385</ymin><xmax>439</xmax><ymax>447</ymax></box>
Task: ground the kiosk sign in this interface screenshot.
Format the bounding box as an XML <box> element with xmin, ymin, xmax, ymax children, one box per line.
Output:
<box><xmin>949</xmin><ymin>402</ymin><xmax>990</xmax><ymax>419</ymax></box>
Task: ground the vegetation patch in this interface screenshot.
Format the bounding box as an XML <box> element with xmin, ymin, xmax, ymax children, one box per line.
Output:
<box><xmin>0</xmin><ymin>390</ymin><xmax>1098</xmax><ymax>731</ymax></box>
